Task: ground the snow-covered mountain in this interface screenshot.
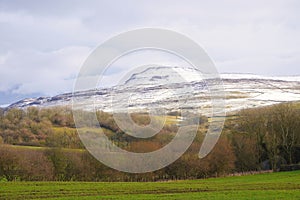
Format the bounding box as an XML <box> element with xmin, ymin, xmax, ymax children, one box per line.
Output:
<box><xmin>7</xmin><ymin>66</ymin><xmax>300</xmax><ymax>116</ymax></box>
<box><xmin>124</xmin><ymin>66</ymin><xmax>203</xmax><ymax>86</ymax></box>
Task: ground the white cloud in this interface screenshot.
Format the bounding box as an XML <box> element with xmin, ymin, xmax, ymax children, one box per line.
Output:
<box><xmin>0</xmin><ymin>46</ymin><xmax>91</xmax><ymax>95</ymax></box>
<box><xmin>0</xmin><ymin>0</ymin><xmax>299</xmax><ymax>104</ymax></box>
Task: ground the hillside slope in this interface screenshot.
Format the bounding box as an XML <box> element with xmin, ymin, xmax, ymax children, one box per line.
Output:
<box><xmin>7</xmin><ymin>66</ymin><xmax>300</xmax><ymax>116</ymax></box>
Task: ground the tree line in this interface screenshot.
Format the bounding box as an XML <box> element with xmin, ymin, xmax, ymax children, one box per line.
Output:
<box><xmin>0</xmin><ymin>103</ymin><xmax>299</xmax><ymax>181</ymax></box>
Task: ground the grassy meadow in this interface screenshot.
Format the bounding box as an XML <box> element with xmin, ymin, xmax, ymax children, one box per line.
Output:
<box><xmin>0</xmin><ymin>171</ymin><xmax>299</xmax><ymax>200</ymax></box>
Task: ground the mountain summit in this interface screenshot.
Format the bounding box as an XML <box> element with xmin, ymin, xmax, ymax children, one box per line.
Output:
<box><xmin>7</xmin><ymin>66</ymin><xmax>300</xmax><ymax>115</ymax></box>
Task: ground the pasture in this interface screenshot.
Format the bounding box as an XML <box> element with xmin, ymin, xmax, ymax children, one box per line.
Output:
<box><xmin>0</xmin><ymin>171</ymin><xmax>299</xmax><ymax>199</ymax></box>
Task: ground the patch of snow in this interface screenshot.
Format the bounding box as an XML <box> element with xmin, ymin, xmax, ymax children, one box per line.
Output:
<box><xmin>221</xmin><ymin>73</ymin><xmax>300</xmax><ymax>82</ymax></box>
<box><xmin>0</xmin><ymin>104</ymin><xmax>9</xmax><ymax>108</ymax></box>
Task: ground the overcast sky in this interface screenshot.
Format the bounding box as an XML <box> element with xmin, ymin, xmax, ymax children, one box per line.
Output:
<box><xmin>0</xmin><ymin>0</ymin><xmax>300</xmax><ymax>105</ymax></box>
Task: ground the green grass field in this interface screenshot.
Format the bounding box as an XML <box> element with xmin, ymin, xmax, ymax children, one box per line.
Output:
<box><xmin>0</xmin><ymin>171</ymin><xmax>299</xmax><ymax>200</ymax></box>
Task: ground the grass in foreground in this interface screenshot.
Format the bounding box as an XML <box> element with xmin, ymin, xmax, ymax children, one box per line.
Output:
<box><xmin>0</xmin><ymin>171</ymin><xmax>299</xmax><ymax>200</ymax></box>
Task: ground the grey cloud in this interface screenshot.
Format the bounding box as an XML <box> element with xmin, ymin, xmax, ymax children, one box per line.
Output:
<box><xmin>0</xmin><ymin>46</ymin><xmax>91</xmax><ymax>94</ymax></box>
<box><xmin>0</xmin><ymin>0</ymin><xmax>299</xmax><ymax>104</ymax></box>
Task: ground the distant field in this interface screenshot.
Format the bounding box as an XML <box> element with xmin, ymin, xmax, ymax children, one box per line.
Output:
<box><xmin>0</xmin><ymin>171</ymin><xmax>299</xmax><ymax>200</ymax></box>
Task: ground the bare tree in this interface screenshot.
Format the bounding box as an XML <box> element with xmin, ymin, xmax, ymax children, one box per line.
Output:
<box><xmin>272</xmin><ymin>104</ymin><xmax>300</xmax><ymax>164</ymax></box>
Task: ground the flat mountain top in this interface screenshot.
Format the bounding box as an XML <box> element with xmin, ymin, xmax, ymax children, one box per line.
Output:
<box><xmin>6</xmin><ymin>66</ymin><xmax>300</xmax><ymax>115</ymax></box>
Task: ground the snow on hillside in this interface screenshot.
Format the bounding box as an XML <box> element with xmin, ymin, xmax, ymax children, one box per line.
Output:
<box><xmin>124</xmin><ymin>66</ymin><xmax>203</xmax><ymax>86</ymax></box>
<box><xmin>221</xmin><ymin>73</ymin><xmax>300</xmax><ymax>82</ymax></box>
<box><xmin>5</xmin><ymin>66</ymin><xmax>300</xmax><ymax>116</ymax></box>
